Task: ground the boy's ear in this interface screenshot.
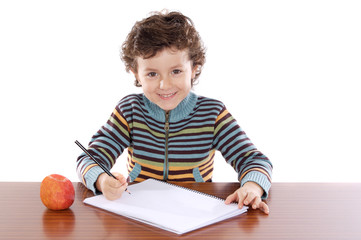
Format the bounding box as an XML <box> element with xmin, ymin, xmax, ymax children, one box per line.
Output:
<box><xmin>130</xmin><ymin>68</ymin><xmax>142</xmax><ymax>86</ymax></box>
<box><xmin>130</xmin><ymin>67</ymin><xmax>136</xmax><ymax>75</ymax></box>
<box><xmin>192</xmin><ymin>65</ymin><xmax>199</xmax><ymax>79</ymax></box>
<box><xmin>130</xmin><ymin>68</ymin><xmax>138</xmax><ymax>78</ymax></box>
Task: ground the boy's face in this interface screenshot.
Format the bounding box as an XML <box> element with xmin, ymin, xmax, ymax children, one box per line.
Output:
<box><xmin>134</xmin><ymin>48</ymin><xmax>197</xmax><ymax>112</ymax></box>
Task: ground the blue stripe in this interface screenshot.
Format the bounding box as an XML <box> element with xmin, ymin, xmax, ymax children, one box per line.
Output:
<box><xmin>170</xmin><ymin>134</ymin><xmax>213</xmax><ymax>142</ymax></box>
<box><xmin>222</xmin><ymin>138</ymin><xmax>252</xmax><ymax>159</ymax></box>
<box><xmin>169</xmin><ymin>153</ymin><xmax>210</xmax><ymax>159</ymax></box>
<box><xmin>129</xmin><ymin>162</ymin><xmax>141</xmax><ymax>182</ymax></box>
<box><xmin>226</xmin><ymin>145</ymin><xmax>255</xmax><ymax>165</ymax></box>
<box><xmin>193</xmin><ymin>167</ymin><xmax>205</xmax><ymax>182</ymax></box>
<box><xmin>102</xmin><ymin>123</ymin><xmax>129</xmax><ymax>146</ymax></box>
<box><xmin>92</xmin><ymin>141</ymin><xmax>118</xmax><ymax>159</ymax></box>
<box><xmin>135</xmin><ymin>150</ymin><xmax>165</xmax><ymax>160</ymax></box>
<box><xmin>91</xmin><ymin>149</ymin><xmax>112</xmax><ymax>168</ymax></box>
<box><xmin>134</xmin><ymin>141</ymin><xmax>165</xmax><ymax>151</ymax></box>
<box><xmin>133</xmin><ymin>130</ymin><xmax>165</xmax><ymax>145</ymax></box>
<box><xmin>168</xmin><ymin>145</ymin><xmax>210</xmax><ymax>151</ymax></box>
<box><xmin>133</xmin><ymin>115</ymin><xmax>165</xmax><ymax>132</ymax></box>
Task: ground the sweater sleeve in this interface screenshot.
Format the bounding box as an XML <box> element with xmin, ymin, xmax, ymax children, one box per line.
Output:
<box><xmin>76</xmin><ymin>104</ymin><xmax>131</xmax><ymax>194</ymax></box>
<box><xmin>213</xmin><ymin>106</ymin><xmax>273</xmax><ymax>199</ymax></box>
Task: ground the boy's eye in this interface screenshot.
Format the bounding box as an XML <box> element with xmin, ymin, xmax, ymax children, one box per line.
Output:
<box><xmin>172</xmin><ymin>69</ymin><xmax>182</xmax><ymax>75</ymax></box>
<box><xmin>147</xmin><ymin>72</ymin><xmax>158</xmax><ymax>78</ymax></box>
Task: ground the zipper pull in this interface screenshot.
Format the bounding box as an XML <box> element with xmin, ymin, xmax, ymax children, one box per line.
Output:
<box><xmin>164</xmin><ymin>112</ymin><xmax>170</xmax><ymax>131</ymax></box>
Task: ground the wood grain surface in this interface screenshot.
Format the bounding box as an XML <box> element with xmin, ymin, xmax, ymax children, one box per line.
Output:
<box><xmin>1</xmin><ymin>182</ymin><xmax>360</xmax><ymax>239</ymax></box>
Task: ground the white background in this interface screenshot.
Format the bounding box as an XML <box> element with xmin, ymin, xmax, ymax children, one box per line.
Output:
<box><xmin>1</xmin><ymin>0</ymin><xmax>360</xmax><ymax>183</ymax></box>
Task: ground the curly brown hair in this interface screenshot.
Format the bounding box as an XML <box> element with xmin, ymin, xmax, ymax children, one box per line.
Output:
<box><xmin>121</xmin><ymin>10</ymin><xmax>206</xmax><ymax>87</ymax></box>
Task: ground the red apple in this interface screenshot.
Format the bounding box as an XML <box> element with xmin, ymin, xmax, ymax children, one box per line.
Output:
<box><xmin>40</xmin><ymin>174</ymin><xmax>75</xmax><ymax>210</ymax></box>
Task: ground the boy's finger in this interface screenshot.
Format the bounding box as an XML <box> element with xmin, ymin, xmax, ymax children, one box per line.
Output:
<box><xmin>238</xmin><ymin>189</ymin><xmax>248</xmax><ymax>202</ymax></box>
<box><xmin>116</xmin><ymin>183</ymin><xmax>128</xmax><ymax>195</ymax></box>
<box><xmin>243</xmin><ymin>192</ymin><xmax>256</xmax><ymax>205</ymax></box>
<box><xmin>236</xmin><ymin>190</ymin><xmax>249</xmax><ymax>209</ymax></box>
<box><xmin>225</xmin><ymin>192</ymin><xmax>237</xmax><ymax>204</ymax></box>
<box><xmin>120</xmin><ymin>182</ymin><xmax>128</xmax><ymax>191</ymax></box>
<box><xmin>108</xmin><ymin>178</ymin><xmax>122</xmax><ymax>188</ymax></box>
<box><xmin>260</xmin><ymin>202</ymin><xmax>270</xmax><ymax>214</ymax></box>
<box><xmin>113</xmin><ymin>173</ymin><xmax>126</xmax><ymax>183</ymax></box>
<box><xmin>104</xmin><ymin>188</ymin><xmax>119</xmax><ymax>201</ymax></box>
<box><xmin>252</xmin><ymin>197</ymin><xmax>262</xmax><ymax>209</ymax></box>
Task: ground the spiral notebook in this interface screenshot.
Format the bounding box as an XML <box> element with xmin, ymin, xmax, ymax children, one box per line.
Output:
<box><xmin>83</xmin><ymin>178</ymin><xmax>247</xmax><ymax>235</ymax></box>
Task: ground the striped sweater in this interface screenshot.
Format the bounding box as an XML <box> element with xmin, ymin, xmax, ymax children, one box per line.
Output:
<box><xmin>77</xmin><ymin>92</ymin><xmax>273</xmax><ymax>198</ymax></box>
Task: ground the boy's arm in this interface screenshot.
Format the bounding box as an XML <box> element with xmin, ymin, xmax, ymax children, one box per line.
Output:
<box><xmin>76</xmin><ymin>106</ymin><xmax>131</xmax><ymax>194</ymax></box>
<box><xmin>213</xmin><ymin>106</ymin><xmax>273</xmax><ymax>199</ymax></box>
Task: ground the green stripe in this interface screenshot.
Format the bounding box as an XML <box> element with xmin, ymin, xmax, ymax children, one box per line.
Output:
<box><xmin>134</xmin><ymin>122</ymin><xmax>164</xmax><ymax>138</ymax></box>
<box><xmin>169</xmin><ymin>157</ymin><xmax>210</xmax><ymax>167</ymax></box>
<box><xmin>133</xmin><ymin>156</ymin><xmax>164</xmax><ymax>168</ymax></box>
<box><xmin>99</xmin><ymin>148</ymin><xmax>114</xmax><ymax>166</ymax></box>
<box><xmin>169</xmin><ymin>126</ymin><xmax>213</xmax><ymax>137</ymax></box>
<box><xmin>134</xmin><ymin>154</ymin><xmax>214</xmax><ymax>168</ymax></box>
<box><xmin>244</xmin><ymin>150</ymin><xmax>259</xmax><ymax>157</ymax></box>
<box><xmin>214</xmin><ymin>116</ymin><xmax>233</xmax><ymax>135</ymax></box>
<box><xmin>109</xmin><ymin>116</ymin><xmax>129</xmax><ymax>138</ymax></box>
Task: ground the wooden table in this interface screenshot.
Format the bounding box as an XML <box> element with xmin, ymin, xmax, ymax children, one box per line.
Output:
<box><xmin>1</xmin><ymin>182</ymin><xmax>361</xmax><ymax>239</ymax></box>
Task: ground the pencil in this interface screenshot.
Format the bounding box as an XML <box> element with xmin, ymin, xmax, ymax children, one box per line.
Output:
<box><xmin>75</xmin><ymin>140</ymin><xmax>131</xmax><ymax>194</ymax></box>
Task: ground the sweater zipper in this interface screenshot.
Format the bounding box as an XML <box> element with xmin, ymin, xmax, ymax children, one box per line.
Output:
<box><xmin>164</xmin><ymin>111</ymin><xmax>170</xmax><ymax>181</ymax></box>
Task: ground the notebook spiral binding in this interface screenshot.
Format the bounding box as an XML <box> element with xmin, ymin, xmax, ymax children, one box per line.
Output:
<box><xmin>154</xmin><ymin>179</ymin><xmax>234</xmax><ymax>203</ymax></box>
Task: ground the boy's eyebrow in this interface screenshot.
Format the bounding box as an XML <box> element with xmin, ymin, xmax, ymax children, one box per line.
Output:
<box><xmin>170</xmin><ymin>64</ymin><xmax>184</xmax><ymax>69</ymax></box>
<box><xmin>143</xmin><ymin>64</ymin><xmax>185</xmax><ymax>72</ymax></box>
<box><xmin>143</xmin><ymin>67</ymin><xmax>158</xmax><ymax>72</ymax></box>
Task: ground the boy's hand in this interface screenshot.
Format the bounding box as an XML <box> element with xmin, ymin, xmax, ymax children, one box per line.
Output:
<box><xmin>225</xmin><ymin>182</ymin><xmax>269</xmax><ymax>214</ymax></box>
<box><xmin>95</xmin><ymin>172</ymin><xmax>128</xmax><ymax>200</ymax></box>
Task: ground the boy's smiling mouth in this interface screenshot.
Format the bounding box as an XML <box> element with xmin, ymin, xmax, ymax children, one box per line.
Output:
<box><xmin>158</xmin><ymin>92</ymin><xmax>177</xmax><ymax>99</ymax></box>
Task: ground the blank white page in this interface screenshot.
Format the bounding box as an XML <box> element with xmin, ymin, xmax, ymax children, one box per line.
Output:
<box><xmin>84</xmin><ymin>179</ymin><xmax>247</xmax><ymax>234</ymax></box>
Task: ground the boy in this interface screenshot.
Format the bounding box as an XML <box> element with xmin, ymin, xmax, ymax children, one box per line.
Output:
<box><xmin>77</xmin><ymin>11</ymin><xmax>273</xmax><ymax>214</ymax></box>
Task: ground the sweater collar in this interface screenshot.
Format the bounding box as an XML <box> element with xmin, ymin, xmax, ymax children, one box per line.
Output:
<box><xmin>143</xmin><ymin>91</ymin><xmax>198</xmax><ymax>122</ymax></box>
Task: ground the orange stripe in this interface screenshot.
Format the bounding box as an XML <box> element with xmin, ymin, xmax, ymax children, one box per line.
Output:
<box><xmin>216</xmin><ymin>109</ymin><xmax>229</xmax><ymax>123</ymax></box>
<box><xmin>134</xmin><ymin>175</ymin><xmax>163</xmax><ymax>182</ymax></box>
<box><xmin>127</xmin><ymin>161</ymin><xmax>134</xmax><ymax>171</ymax></box>
<box><xmin>200</xmin><ymin>164</ymin><xmax>213</xmax><ymax>176</ymax></box>
<box><xmin>169</xmin><ymin>164</ymin><xmax>198</xmax><ymax>171</ymax></box>
<box><xmin>140</xmin><ymin>171</ymin><xmax>164</xmax><ymax>179</ymax></box>
<box><xmin>134</xmin><ymin>160</ymin><xmax>164</xmax><ymax>171</ymax></box>
<box><xmin>239</xmin><ymin>168</ymin><xmax>271</xmax><ymax>182</ymax></box>
<box><xmin>128</xmin><ymin>147</ymin><xmax>133</xmax><ymax>154</ymax></box>
<box><xmin>168</xmin><ymin>173</ymin><xmax>194</xmax><ymax>180</ymax></box>
<box><xmin>203</xmin><ymin>171</ymin><xmax>213</xmax><ymax>182</ymax></box>
<box><xmin>113</xmin><ymin>109</ymin><xmax>130</xmax><ymax>133</ymax></box>
<box><xmin>199</xmin><ymin>157</ymin><xmax>214</xmax><ymax>171</ymax></box>
<box><xmin>168</xmin><ymin>180</ymin><xmax>195</xmax><ymax>183</ymax></box>
<box><xmin>81</xmin><ymin>164</ymin><xmax>98</xmax><ymax>184</ymax></box>
<box><xmin>133</xmin><ymin>177</ymin><xmax>146</xmax><ymax>183</ymax></box>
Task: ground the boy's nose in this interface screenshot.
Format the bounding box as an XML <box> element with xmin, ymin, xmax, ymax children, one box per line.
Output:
<box><xmin>159</xmin><ymin>77</ymin><xmax>172</xmax><ymax>89</ymax></box>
